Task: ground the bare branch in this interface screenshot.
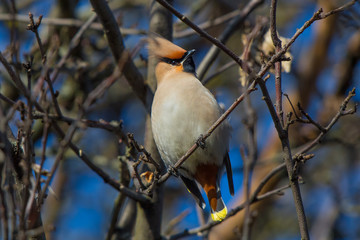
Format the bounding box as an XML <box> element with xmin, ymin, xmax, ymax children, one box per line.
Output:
<box><xmin>0</xmin><ymin>13</ymin><xmax>146</xmax><ymax>35</ymax></box>
<box><xmin>270</xmin><ymin>0</ymin><xmax>284</xmax><ymax>126</ymax></box>
<box><xmin>174</xmin><ymin>8</ymin><xmax>243</xmax><ymax>38</ymax></box>
<box><xmin>298</xmin><ymin>88</ymin><xmax>357</xmax><ymax>154</ymax></box>
<box><xmin>105</xmin><ymin>159</ymin><xmax>130</xmax><ymax>240</ymax></box>
<box><xmin>297</xmin><ymin>103</ymin><xmax>327</xmax><ymax>132</ymax></box>
<box><xmin>50</xmin><ymin>122</ymin><xmax>150</xmax><ymax>203</ymax></box>
<box><xmin>50</xmin><ymin>14</ymin><xmax>97</xmax><ymax>84</ymax></box>
<box><xmin>258</xmin><ymin>0</ymin><xmax>358</xmax><ymax>79</ymax></box>
<box><xmin>320</xmin><ymin>0</ymin><xmax>358</xmax><ymax>18</ymax></box>
<box><xmin>128</xmin><ymin>133</ymin><xmax>161</xmax><ymax>172</ymax></box>
<box><xmin>166</xmin><ymin>183</ymin><xmax>291</xmax><ymax>240</ymax></box>
<box><xmin>155</xmin><ymin>0</ymin><xmax>254</xmax><ymax>75</ymax></box>
<box><xmin>256</xmin><ymin>75</ymin><xmax>310</xmax><ymax>239</ymax></box>
<box><xmin>89</xmin><ymin>0</ymin><xmax>153</xmax><ymax>112</ymax></box>
<box><xmin>27</xmin><ymin>12</ymin><xmax>62</xmax><ymax>117</ymax></box>
<box><xmin>197</xmin><ymin>0</ymin><xmax>264</xmax><ymax>80</ymax></box>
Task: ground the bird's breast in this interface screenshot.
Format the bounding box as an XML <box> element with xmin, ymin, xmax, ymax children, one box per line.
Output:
<box><xmin>151</xmin><ymin>74</ymin><xmax>230</xmax><ymax>176</ymax></box>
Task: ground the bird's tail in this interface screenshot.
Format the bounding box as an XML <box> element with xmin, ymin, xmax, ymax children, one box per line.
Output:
<box><xmin>207</xmin><ymin>182</ymin><xmax>227</xmax><ymax>221</ymax></box>
<box><xmin>195</xmin><ymin>164</ymin><xmax>228</xmax><ymax>221</ymax></box>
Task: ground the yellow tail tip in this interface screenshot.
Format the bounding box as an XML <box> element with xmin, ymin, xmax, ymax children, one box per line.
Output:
<box><xmin>211</xmin><ymin>206</ymin><xmax>228</xmax><ymax>222</ymax></box>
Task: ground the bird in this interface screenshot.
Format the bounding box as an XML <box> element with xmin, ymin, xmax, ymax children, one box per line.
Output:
<box><xmin>148</xmin><ymin>36</ymin><xmax>234</xmax><ymax>221</ymax></box>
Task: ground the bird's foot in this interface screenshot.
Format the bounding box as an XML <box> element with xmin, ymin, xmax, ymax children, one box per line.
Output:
<box><xmin>196</xmin><ymin>134</ymin><xmax>206</xmax><ymax>149</ymax></box>
<box><xmin>168</xmin><ymin>166</ymin><xmax>179</xmax><ymax>177</ymax></box>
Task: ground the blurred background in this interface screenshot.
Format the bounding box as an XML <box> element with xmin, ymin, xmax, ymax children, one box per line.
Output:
<box><xmin>0</xmin><ymin>0</ymin><xmax>359</xmax><ymax>239</ymax></box>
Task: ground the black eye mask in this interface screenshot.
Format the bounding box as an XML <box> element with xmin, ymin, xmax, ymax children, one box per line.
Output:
<box><xmin>160</xmin><ymin>50</ymin><xmax>196</xmax><ymax>74</ymax></box>
<box><xmin>160</xmin><ymin>57</ymin><xmax>182</xmax><ymax>66</ymax></box>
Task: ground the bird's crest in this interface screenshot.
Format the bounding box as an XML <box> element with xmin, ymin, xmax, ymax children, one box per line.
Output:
<box><xmin>147</xmin><ymin>36</ymin><xmax>187</xmax><ymax>59</ymax></box>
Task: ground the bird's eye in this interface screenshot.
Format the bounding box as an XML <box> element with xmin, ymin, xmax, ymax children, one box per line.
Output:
<box><xmin>161</xmin><ymin>57</ymin><xmax>180</xmax><ymax>66</ymax></box>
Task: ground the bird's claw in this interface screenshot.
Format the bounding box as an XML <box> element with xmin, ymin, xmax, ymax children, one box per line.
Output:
<box><xmin>168</xmin><ymin>166</ymin><xmax>179</xmax><ymax>177</ymax></box>
<box><xmin>196</xmin><ymin>134</ymin><xmax>206</xmax><ymax>149</ymax></box>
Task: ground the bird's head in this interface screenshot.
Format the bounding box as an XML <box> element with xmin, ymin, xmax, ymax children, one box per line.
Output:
<box><xmin>148</xmin><ymin>36</ymin><xmax>196</xmax><ymax>83</ymax></box>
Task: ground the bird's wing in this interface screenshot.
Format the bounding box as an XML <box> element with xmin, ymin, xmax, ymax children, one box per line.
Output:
<box><xmin>224</xmin><ymin>153</ymin><xmax>235</xmax><ymax>196</ymax></box>
<box><xmin>180</xmin><ymin>176</ymin><xmax>206</xmax><ymax>209</ymax></box>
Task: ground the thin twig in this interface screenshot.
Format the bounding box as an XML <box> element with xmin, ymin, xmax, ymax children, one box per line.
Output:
<box><xmin>155</xmin><ymin>0</ymin><xmax>253</xmax><ymax>75</ymax></box>
<box><xmin>320</xmin><ymin>0</ymin><xmax>358</xmax><ymax>18</ymax></box>
<box><xmin>202</xmin><ymin>61</ymin><xmax>237</xmax><ymax>86</ymax></box>
<box><xmin>0</xmin><ymin>93</ymin><xmax>16</xmax><ymax>106</ymax></box>
<box><xmin>253</xmin><ymin>91</ymin><xmax>356</xmax><ymax>195</ymax></box>
<box><xmin>105</xmin><ymin>158</ymin><xmax>130</xmax><ymax>240</ymax></box>
<box><xmin>132</xmin><ymin>160</ymin><xmax>146</xmax><ymax>190</ymax></box>
<box><xmin>35</xmin><ymin>45</ymin><xmax>148</xmax><ymax>205</ymax></box>
<box><xmin>255</xmin><ymin>76</ymin><xmax>310</xmax><ymax>239</ymax></box>
<box><xmin>50</xmin><ymin>14</ymin><xmax>97</xmax><ymax>84</ymax></box>
<box><xmin>270</xmin><ymin>3</ymin><xmax>309</xmax><ymax>238</ymax></box>
<box><xmin>298</xmin><ymin>88</ymin><xmax>356</xmax><ymax>154</ymax></box>
<box><xmin>90</xmin><ymin>0</ymin><xmax>153</xmax><ymax>112</ymax></box>
<box><xmin>37</xmin><ymin>123</ymin><xmax>77</xmax><ymax>205</ymax></box>
<box><xmin>0</xmin><ymin>182</ymin><xmax>9</xmax><ymax>240</ymax></box>
<box><xmin>297</xmin><ymin>103</ymin><xmax>327</xmax><ymax>132</ymax></box>
<box><xmin>166</xmin><ymin>184</ymin><xmax>291</xmax><ymax>240</ymax></box>
<box><xmin>167</xmin><ymin>152</ymin><xmax>313</xmax><ymax>239</ymax></box>
<box><xmin>174</xmin><ymin>9</ymin><xmax>236</xmax><ymax>38</ymax></box>
<box><xmin>283</xmin><ymin>93</ymin><xmax>300</xmax><ymax>119</ymax></box>
<box><xmin>128</xmin><ymin>133</ymin><xmax>161</xmax><ymax>172</ymax></box>
<box><xmin>0</xmin><ymin>52</ymin><xmax>44</xmax><ymax>113</ymax></box>
<box><xmin>0</xmin><ymin>52</ymin><xmax>29</xmax><ymax>99</ymax></box>
<box><xmin>197</xmin><ymin>0</ymin><xmax>264</xmax><ymax>80</ymax></box>
<box><xmin>105</xmin><ymin>193</ymin><xmax>127</xmax><ymax>240</ymax></box>
<box><xmin>241</xmin><ymin>25</ymin><xmax>261</xmax><ymax>235</ymax></box>
<box><xmin>241</xmin><ymin>84</ymin><xmax>258</xmax><ymax>240</ymax></box>
<box><xmin>251</xmin><ymin>7</ymin><xmax>358</xmax><ymax>237</ymax></box>
<box><xmin>50</xmin><ymin>122</ymin><xmax>150</xmax><ymax>203</ymax></box>
<box><xmin>164</xmin><ymin>209</ymin><xmax>191</xmax><ymax>236</ymax></box>
<box><xmin>0</xmin><ymin>13</ymin><xmax>146</xmax><ymax>35</ymax></box>
<box><xmin>258</xmin><ymin>0</ymin><xmax>358</xmax><ymax>79</ymax></box>
<box><xmin>27</xmin><ymin>12</ymin><xmax>62</xmax><ymax>117</ymax></box>
<box><xmin>32</xmin><ymin>111</ymin><xmax>126</xmax><ymax>138</ymax></box>
<box><xmin>25</xmin><ymin>116</ymin><xmax>50</xmax><ymax>219</ymax></box>
<box><xmin>240</xmin><ymin>147</ymin><xmax>251</xmax><ymax>240</ymax></box>
<box><xmin>270</xmin><ymin>0</ymin><xmax>284</xmax><ymax>126</ymax></box>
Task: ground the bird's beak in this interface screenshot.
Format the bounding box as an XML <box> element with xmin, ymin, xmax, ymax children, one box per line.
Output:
<box><xmin>181</xmin><ymin>49</ymin><xmax>195</xmax><ymax>63</ymax></box>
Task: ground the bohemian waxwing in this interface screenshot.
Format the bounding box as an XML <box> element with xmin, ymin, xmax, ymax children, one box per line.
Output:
<box><xmin>149</xmin><ymin>36</ymin><xmax>234</xmax><ymax>221</ymax></box>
